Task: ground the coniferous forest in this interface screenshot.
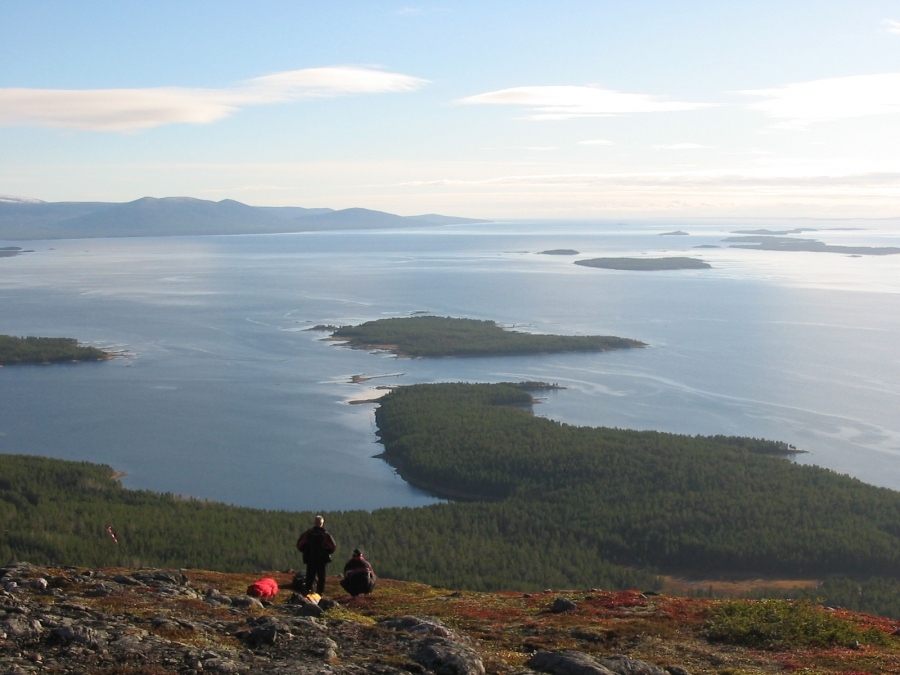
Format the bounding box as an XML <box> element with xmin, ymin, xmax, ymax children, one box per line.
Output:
<box><xmin>3</xmin><ymin>382</ymin><xmax>900</xmax><ymax>618</ymax></box>
<box><xmin>0</xmin><ymin>335</ymin><xmax>110</xmax><ymax>365</ymax></box>
<box><xmin>330</xmin><ymin>316</ymin><xmax>646</xmax><ymax>357</ymax></box>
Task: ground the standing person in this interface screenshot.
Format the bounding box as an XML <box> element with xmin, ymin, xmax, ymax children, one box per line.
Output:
<box><xmin>296</xmin><ymin>515</ymin><xmax>337</xmax><ymax>595</ymax></box>
<box><xmin>340</xmin><ymin>548</ymin><xmax>376</xmax><ymax>596</ymax></box>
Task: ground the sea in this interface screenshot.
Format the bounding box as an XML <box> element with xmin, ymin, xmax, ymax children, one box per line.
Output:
<box><xmin>1</xmin><ymin>219</ymin><xmax>899</xmax><ymax>512</ymax></box>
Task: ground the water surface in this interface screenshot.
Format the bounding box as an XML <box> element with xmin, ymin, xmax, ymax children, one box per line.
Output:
<box><xmin>1</xmin><ymin>219</ymin><xmax>898</xmax><ymax>510</ymax></box>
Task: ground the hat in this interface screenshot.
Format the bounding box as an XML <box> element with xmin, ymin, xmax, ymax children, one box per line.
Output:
<box><xmin>353</xmin><ymin>549</ymin><xmax>362</xmax><ymax>556</ymax></box>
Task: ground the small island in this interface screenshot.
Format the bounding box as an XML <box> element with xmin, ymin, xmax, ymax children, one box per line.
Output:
<box><xmin>659</xmin><ymin>230</ymin><xmax>689</xmax><ymax>236</ymax></box>
<box><xmin>0</xmin><ymin>335</ymin><xmax>112</xmax><ymax>365</ymax></box>
<box><xmin>1</xmin><ymin>246</ymin><xmax>32</xmax><ymax>258</ymax></box>
<box><xmin>538</xmin><ymin>249</ymin><xmax>579</xmax><ymax>255</ymax></box>
<box><xmin>329</xmin><ymin>316</ymin><xmax>645</xmax><ymax>357</ymax></box>
<box><xmin>575</xmin><ymin>256</ymin><xmax>712</xmax><ymax>271</ymax></box>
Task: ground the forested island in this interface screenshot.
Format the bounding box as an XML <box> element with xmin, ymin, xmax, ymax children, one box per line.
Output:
<box><xmin>329</xmin><ymin>316</ymin><xmax>645</xmax><ymax>357</ymax></box>
<box><xmin>4</xmin><ymin>382</ymin><xmax>900</xmax><ymax>618</ymax></box>
<box><xmin>575</xmin><ymin>257</ymin><xmax>711</xmax><ymax>271</ymax></box>
<box><xmin>0</xmin><ymin>335</ymin><xmax>111</xmax><ymax>365</ymax></box>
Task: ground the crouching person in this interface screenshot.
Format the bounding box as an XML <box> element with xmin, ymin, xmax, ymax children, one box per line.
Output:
<box><xmin>340</xmin><ymin>549</ymin><xmax>376</xmax><ymax>596</ymax></box>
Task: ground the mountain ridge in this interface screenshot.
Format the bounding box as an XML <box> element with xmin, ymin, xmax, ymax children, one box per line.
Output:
<box><xmin>0</xmin><ymin>196</ymin><xmax>487</xmax><ymax>240</ymax></box>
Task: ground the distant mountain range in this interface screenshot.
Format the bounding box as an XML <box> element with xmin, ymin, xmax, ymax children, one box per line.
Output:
<box><xmin>0</xmin><ymin>196</ymin><xmax>487</xmax><ymax>240</ymax></box>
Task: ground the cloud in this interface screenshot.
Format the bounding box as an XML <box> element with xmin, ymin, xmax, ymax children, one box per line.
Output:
<box><xmin>741</xmin><ymin>73</ymin><xmax>900</xmax><ymax>126</ymax></box>
<box><xmin>654</xmin><ymin>143</ymin><xmax>712</xmax><ymax>150</ymax></box>
<box><xmin>0</xmin><ymin>66</ymin><xmax>427</xmax><ymax>131</ymax></box>
<box><xmin>456</xmin><ymin>85</ymin><xmax>713</xmax><ymax>120</ymax></box>
<box><xmin>577</xmin><ymin>139</ymin><xmax>613</xmax><ymax>146</ymax></box>
<box><xmin>884</xmin><ymin>19</ymin><xmax>900</xmax><ymax>34</ymax></box>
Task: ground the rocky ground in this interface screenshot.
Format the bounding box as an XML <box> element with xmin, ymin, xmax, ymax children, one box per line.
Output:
<box><xmin>2</xmin><ymin>562</ymin><xmax>899</xmax><ymax>675</ymax></box>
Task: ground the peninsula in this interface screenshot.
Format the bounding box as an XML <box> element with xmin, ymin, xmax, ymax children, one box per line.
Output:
<box><xmin>0</xmin><ymin>335</ymin><xmax>112</xmax><ymax>365</ymax></box>
<box><xmin>575</xmin><ymin>256</ymin><xmax>711</xmax><ymax>271</ymax></box>
<box><xmin>724</xmin><ymin>235</ymin><xmax>900</xmax><ymax>255</ymax></box>
<box><xmin>329</xmin><ymin>316</ymin><xmax>645</xmax><ymax>357</ymax></box>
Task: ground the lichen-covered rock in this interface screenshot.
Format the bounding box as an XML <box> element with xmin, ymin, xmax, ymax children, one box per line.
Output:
<box><xmin>599</xmin><ymin>655</ymin><xmax>668</xmax><ymax>675</ymax></box>
<box><xmin>49</xmin><ymin>624</ymin><xmax>107</xmax><ymax>649</ymax></box>
<box><xmin>527</xmin><ymin>650</ymin><xmax>617</xmax><ymax>675</ymax></box>
<box><xmin>1</xmin><ymin>615</ymin><xmax>44</xmax><ymax>640</ymax></box>
<box><xmin>381</xmin><ymin>615</ymin><xmax>458</xmax><ymax>640</ymax></box>
<box><xmin>411</xmin><ymin>636</ymin><xmax>485</xmax><ymax>675</ymax></box>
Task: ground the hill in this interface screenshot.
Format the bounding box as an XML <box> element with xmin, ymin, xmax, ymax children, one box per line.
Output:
<box><xmin>1</xmin><ymin>560</ymin><xmax>898</xmax><ymax>675</ymax></box>
<box><xmin>0</xmin><ymin>196</ymin><xmax>487</xmax><ymax>240</ymax></box>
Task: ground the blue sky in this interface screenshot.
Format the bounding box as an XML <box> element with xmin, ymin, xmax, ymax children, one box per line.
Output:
<box><xmin>2</xmin><ymin>1</ymin><xmax>900</xmax><ymax>218</ymax></box>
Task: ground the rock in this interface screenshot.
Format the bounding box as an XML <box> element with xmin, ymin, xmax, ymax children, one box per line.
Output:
<box><xmin>108</xmin><ymin>631</ymin><xmax>150</xmax><ymax>655</ymax></box>
<box><xmin>113</xmin><ymin>574</ymin><xmax>142</xmax><ymax>586</ymax></box>
<box><xmin>1</xmin><ymin>616</ymin><xmax>43</xmax><ymax>640</ymax></box>
<box><xmin>314</xmin><ymin>637</ymin><xmax>339</xmax><ymax>662</ymax></box>
<box><xmin>246</xmin><ymin>617</ymin><xmax>292</xmax><ymax>647</ymax></box>
<box><xmin>30</xmin><ymin>579</ymin><xmax>48</xmax><ymax>591</ymax></box>
<box><xmin>550</xmin><ymin>597</ymin><xmax>577</xmax><ymax>613</ymax></box>
<box><xmin>665</xmin><ymin>667</ymin><xmax>692</xmax><ymax>675</ymax></box>
<box><xmin>318</xmin><ymin>597</ymin><xmax>339</xmax><ymax>610</ymax></box>
<box><xmin>412</xmin><ymin>636</ymin><xmax>485</xmax><ymax>675</ymax></box>
<box><xmin>205</xmin><ymin>588</ymin><xmax>232</xmax><ymax>605</ymax></box>
<box><xmin>49</xmin><ymin>624</ymin><xmax>107</xmax><ymax>649</ymax></box>
<box><xmin>527</xmin><ymin>650</ymin><xmax>617</xmax><ymax>675</ymax></box>
<box><xmin>132</xmin><ymin>569</ymin><xmax>189</xmax><ymax>586</ymax></box>
<box><xmin>599</xmin><ymin>655</ymin><xmax>668</xmax><ymax>675</ymax></box>
<box><xmin>380</xmin><ymin>615</ymin><xmax>458</xmax><ymax>640</ymax></box>
<box><xmin>83</xmin><ymin>582</ymin><xmax>122</xmax><ymax>597</ymax></box>
<box><xmin>203</xmin><ymin>656</ymin><xmax>245</xmax><ymax>672</ymax></box>
<box><xmin>230</xmin><ymin>595</ymin><xmax>264</xmax><ymax>610</ymax></box>
<box><xmin>293</xmin><ymin>602</ymin><xmax>324</xmax><ymax>617</ymax></box>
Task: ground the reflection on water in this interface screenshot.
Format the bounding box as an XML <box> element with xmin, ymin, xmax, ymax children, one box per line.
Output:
<box><xmin>1</xmin><ymin>219</ymin><xmax>899</xmax><ymax>510</ymax></box>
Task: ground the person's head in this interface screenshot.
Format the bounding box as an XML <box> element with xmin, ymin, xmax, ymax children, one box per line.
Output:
<box><xmin>314</xmin><ymin>515</ymin><xmax>324</xmax><ymax>527</ymax></box>
<box><xmin>353</xmin><ymin>548</ymin><xmax>362</xmax><ymax>557</ymax></box>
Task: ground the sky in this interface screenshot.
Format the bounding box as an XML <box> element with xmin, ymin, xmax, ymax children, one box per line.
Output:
<box><xmin>2</xmin><ymin>1</ymin><xmax>900</xmax><ymax>219</ymax></box>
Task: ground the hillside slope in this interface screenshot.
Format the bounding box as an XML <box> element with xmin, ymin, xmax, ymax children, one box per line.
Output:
<box><xmin>2</xmin><ymin>561</ymin><xmax>898</xmax><ymax>675</ymax></box>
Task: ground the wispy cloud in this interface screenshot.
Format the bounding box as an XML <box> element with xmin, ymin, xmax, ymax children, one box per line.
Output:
<box><xmin>741</xmin><ymin>73</ymin><xmax>900</xmax><ymax>126</ymax></box>
<box><xmin>0</xmin><ymin>66</ymin><xmax>427</xmax><ymax>132</ymax></box>
<box><xmin>884</xmin><ymin>19</ymin><xmax>900</xmax><ymax>34</ymax></box>
<box><xmin>577</xmin><ymin>139</ymin><xmax>613</xmax><ymax>146</ymax></box>
<box><xmin>456</xmin><ymin>85</ymin><xmax>713</xmax><ymax>120</ymax></box>
<box><xmin>654</xmin><ymin>143</ymin><xmax>713</xmax><ymax>150</ymax></box>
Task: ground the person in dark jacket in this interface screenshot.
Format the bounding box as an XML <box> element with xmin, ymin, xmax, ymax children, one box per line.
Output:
<box><xmin>296</xmin><ymin>515</ymin><xmax>337</xmax><ymax>595</ymax></box>
<box><xmin>340</xmin><ymin>548</ymin><xmax>376</xmax><ymax>596</ymax></box>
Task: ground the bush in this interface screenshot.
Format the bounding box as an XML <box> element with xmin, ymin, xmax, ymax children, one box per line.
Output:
<box><xmin>706</xmin><ymin>599</ymin><xmax>889</xmax><ymax>649</ymax></box>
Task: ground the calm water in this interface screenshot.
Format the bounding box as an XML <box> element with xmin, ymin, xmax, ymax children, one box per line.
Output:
<box><xmin>2</xmin><ymin>220</ymin><xmax>899</xmax><ymax>511</ymax></box>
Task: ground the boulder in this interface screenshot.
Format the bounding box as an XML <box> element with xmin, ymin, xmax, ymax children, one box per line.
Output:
<box><xmin>551</xmin><ymin>597</ymin><xmax>578</xmax><ymax>613</ymax></box>
<box><xmin>380</xmin><ymin>615</ymin><xmax>458</xmax><ymax>640</ymax></box>
<box><xmin>527</xmin><ymin>650</ymin><xmax>617</xmax><ymax>675</ymax></box>
<box><xmin>412</xmin><ymin>636</ymin><xmax>485</xmax><ymax>675</ymax></box>
<box><xmin>599</xmin><ymin>655</ymin><xmax>668</xmax><ymax>675</ymax></box>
